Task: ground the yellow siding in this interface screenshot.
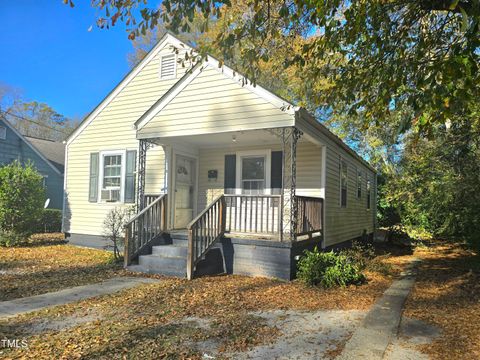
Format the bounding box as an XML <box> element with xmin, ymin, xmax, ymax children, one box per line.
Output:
<box><xmin>139</xmin><ymin>66</ymin><xmax>294</xmax><ymax>138</ymax></box>
<box><xmin>320</xmin><ymin>136</ymin><xmax>376</xmax><ymax>247</ymax></box>
<box><xmin>65</xmin><ymin>44</ymin><xmax>182</xmax><ymax>235</ymax></box>
<box><xmin>197</xmin><ymin>142</ymin><xmax>322</xmax><ymax>211</ymax></box>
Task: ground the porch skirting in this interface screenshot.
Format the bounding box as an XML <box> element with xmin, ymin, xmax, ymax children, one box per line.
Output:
<box><xmin>200</xmin><ymin>236</ymin><xmax>323</xmax><ymax>280</ymax></box>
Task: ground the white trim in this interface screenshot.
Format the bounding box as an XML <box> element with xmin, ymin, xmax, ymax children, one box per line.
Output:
<box><xmin>67</xmin><ymin>33</ymin><xmax>191</xmax><ymax>146</ymax></box>
<box><xmin>135</xmin><ymin>63</ymin><xmax>206</xmax><ymax>130</ymax></box>
<box><xmin>159</xmin><ymin>53</ymin><xmax>177</xmax><ymax>80</ymax></box>
<box><xmin>204</xmin><ymin>58</ymin><xmax>296</xmax><ymax>115</ymax></box>
<box><xmin>0</xmin><ymin>118</ymin><xmax>63</xmax><ymax>176</ymax></box>
<box><xmin>235</xmin><ymin>149</ymin><xmax>271</xmax><ymax>195</ymax></box>
<box><xmin>98</xmin><ymin>149</ymin><xmax>127</xmax><ymax>203</ymax></box>
<box><xmin>135</xmin><ymin>52</ymin><xmax>296</xmax><ymax>132</ymax></box>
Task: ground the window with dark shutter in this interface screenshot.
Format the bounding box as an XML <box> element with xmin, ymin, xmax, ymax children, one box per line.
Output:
<box><xmin>271</xmin><ymin>151</ymin><xmax>283</xmax><ymax>195</ymax></box>
<box><xmin>88</xmin><ymin>152</ymin><xmax>99</xmax><ymax>202</ymax></box>
<box><xmin>124</xmin><ymin>150</ymin><xmax>137</xmax><ymax>203</ymax></box>
<box><xmin>224</xmin><ymin>154</ymin><xmax>236</xmax><ymax>194</ymax></box>
<box><xmin>160</xmin><ymin>54</ymin><xmax>176</xmax><ymax>79</ymax></box>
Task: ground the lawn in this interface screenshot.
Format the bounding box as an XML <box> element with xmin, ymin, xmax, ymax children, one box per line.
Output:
<box><xmin>403</xmin><ymin>242</ymin><xmax>480</xmax><ymax>360</ymax></box>
<box><xmin>0</xmin><ymin>240</ymin><xmax>411</xmax><ymax>359</ymax></box>
<box><xmin>0</xmin><ymin>234</ymin><xmax>122</xmax><ymax>301</ymax></box>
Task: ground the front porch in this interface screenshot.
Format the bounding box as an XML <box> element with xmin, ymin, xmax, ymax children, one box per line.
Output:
<box><xmin>124</xmin><ymin>127</ymin><xmax>326</xmax><ymax>279</ymax></box>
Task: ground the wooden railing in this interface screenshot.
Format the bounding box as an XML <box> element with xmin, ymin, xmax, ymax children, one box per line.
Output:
<box><xmin>295</xmin><ymin>196</ymin><xmax>323</xmax><ymax>237</ymax></box>
<box><xmin>224</xmin><ymin>194</ymin><xmax>281</xmax><ymax>235</ymax></box>
<box><xmin>124</xmin><ymin>194</ymin><xmax>167</xmax><ymax>267</ymax></box>
<box><xmin>144</xmin><ymin>194</ymin><xmax>161</xmax><ymax>208</ymax></box>
<box><xmin>187</xmin><ymin>195</ymin><xmax>226</xmax><ymax>280</ymax></box>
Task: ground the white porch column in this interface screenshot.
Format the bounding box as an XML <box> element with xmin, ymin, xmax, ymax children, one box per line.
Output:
<box><xmin>281</xmin><ymin>127</ymin><xmax>302</xmax><ymax>241</ymax></box>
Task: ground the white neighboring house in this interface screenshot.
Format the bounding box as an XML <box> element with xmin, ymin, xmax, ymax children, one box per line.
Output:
<box><xmin>63</xmin><ymin>33</ymin><xmax>376</xmax><ymax>280</ymax></box>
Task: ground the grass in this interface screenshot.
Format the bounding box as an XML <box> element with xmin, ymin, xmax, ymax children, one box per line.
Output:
<box><xmin>404</xmin><ymin>242</ymin><xmax>480</xmax><ymax>360</ymax></box>
<box><xmin>0</xmin><ymin>238</ymin><xmax>414</xmax><ymax>359</ymax></box>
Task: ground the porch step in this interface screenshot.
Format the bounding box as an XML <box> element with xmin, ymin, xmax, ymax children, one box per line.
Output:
<box><xmin>152</xmin><ymin>244</ymin><xmax>187</xmax><ymax>257</ymax></box>
<box><xmin>137</xmin><ymin>252</ymin><xmax>186</xmax><ymax>277</ymax></box>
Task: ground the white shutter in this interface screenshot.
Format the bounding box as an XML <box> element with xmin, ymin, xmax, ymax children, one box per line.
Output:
<box><xmin>160</xmin><ymin>54</ymin><xmax>176</xmax><ymax>79</ymax></box>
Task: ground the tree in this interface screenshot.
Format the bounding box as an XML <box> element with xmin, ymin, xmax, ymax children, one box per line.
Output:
<box><xmin>0</xmin><ymin>83</ymin><xmax>79</xmax><ymax>141</ymax></box>
<box><xmin>0</xmin><ymin>161</ymin><xmax>45</xmax><ymax>244</ymax></box>
<box><xmin>103</xmin><ymin>207</ymin><xmax>133</xmax><ymax>260</ymax></box>
<box><xmin>70</xmin><ymin>0</ymin><xmax>480</xmax><ymax>137</ymax></box>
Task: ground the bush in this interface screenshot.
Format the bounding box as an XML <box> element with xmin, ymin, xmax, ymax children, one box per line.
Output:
<box><xmin>297</xmin><ymin>247</ymin><xmax>366</xmax><ymax>288</ymax></box>
<box><xmin>33</xmin><ymin>209</ymin><xmax>62</xmax><ymax>233</ymax></box>
<box><xmin>341</xmin><ymin>240</ymin><xmax>375</xmax><ymax>271</ymax></box>
<box><xmin>0</xmin><ymin>230</ymin><xmax>27</xmax><ymax>247</ymax></box>
<box><xmin>103</xmin><ymin>206</ymin><xmax>134</xmax><ymax>260</ymax></box>
<box><xmin>0</xmin><ymin>161</ymin><xmax>45</xmax><ymax>237</ymax></box>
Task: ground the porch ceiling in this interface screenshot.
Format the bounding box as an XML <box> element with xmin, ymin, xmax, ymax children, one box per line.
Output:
<box><xmin>149</xmin><ymin>129</ymin><xmax>309</xmax><ymax>149</ymax></box>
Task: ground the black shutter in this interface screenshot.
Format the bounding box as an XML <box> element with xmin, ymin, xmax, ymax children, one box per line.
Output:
<box><xmin>124</xmin><ymin>150</ymin><xmax>137</xmax><ymax>203</ymax></box>
<box><xmin>88</xmin><ymin>152</ymin><xmax>99</xmax><ymax>202</ymax></box>
<box><xmin>271</xmin><ymin>151</ymin><xmax>283</xmax><ymax>195</ymax></box>
<box><xmin>224</xmin><ymin>154</ymin><xmax>236</xmax><ymax>194</ymax></box>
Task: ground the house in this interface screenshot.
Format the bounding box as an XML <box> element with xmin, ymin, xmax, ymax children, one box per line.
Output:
<box><xmin>63</xmin><ymin>33</ymin><xmax>377</xmax><ymax>280</ymax></box>
<box><xmin>0</xmin><ymin>117</ymin><xmax>65</xmax><ymax>209</ymax></box>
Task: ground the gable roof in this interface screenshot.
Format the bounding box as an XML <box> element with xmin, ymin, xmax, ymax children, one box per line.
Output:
<box><xmin>134</xmin><ymin>55</ymin><xmax>296</xmax><ymax>131</ymax></box>
<box><xmin>0</xmin><ymin>117</ymin><xmax>63</xmax><ymax>175</ymax></box>
<box><xmin>66</xmin><ymin>33</ymin><xmax>188</xmax><ymax>146</ymax></box>
<box><xmin>24</xmin><ymin>136</ymin><xmax>65</xmax><ymax>173</ymax></box>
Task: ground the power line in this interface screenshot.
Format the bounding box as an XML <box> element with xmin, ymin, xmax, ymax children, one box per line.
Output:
<box><xmin>0</xmin><ymin>109</ymin><xmax>69</xmax><ymax>135</ymax></box>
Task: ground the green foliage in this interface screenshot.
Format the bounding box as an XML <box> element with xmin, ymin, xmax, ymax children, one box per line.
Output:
<box><xmin>0</xmin><ymin>161</ymin><xmax>45</xmax><ymax>238</ymax></box>
<box><xmin>82</xmin><ymin>0</ymin><xmax>480</xmax><ymax>136</ymax></box>
<box><xmin>0</xmin><ymin>230</ymin><xmax>26</xmax><ymax>247</ymax></box>
<box><xmin>32</xmin><ymin>209</ymin><xmax>62</xmax><ymax>233</ymax></box>
<box><xmin>384</xmin><ymin>118</ymin><xmax>480</xmax><ymax>248</ymax></box>
<box><xmin>297</xmin><ymin>247</ymin><xmax>365</xmax><ymax>288</ymax></box>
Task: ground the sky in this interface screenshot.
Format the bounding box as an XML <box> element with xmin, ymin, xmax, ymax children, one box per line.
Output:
<box><xmin>0</xmin><ymin>1</ymin><xmax>140</xmax><ymax>119</ymax></box>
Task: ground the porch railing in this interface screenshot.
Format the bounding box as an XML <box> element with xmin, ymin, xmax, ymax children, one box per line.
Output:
<box><xmin>144</xmin><ymin>194</ymin><xmax>161</xmax><ymax>208</ymax></box>
<box><xmin>124</xmin><ymin>194</ymin><xmax>167</xmax><ymax>267</ymax></box>
<box><xmin>295</xmin><ymin>196</ymin><xmax>324</xmax><ymax>237</ymax></box>
<box><xmin>187</xmin><ymin>195</ymin><xmax>226</xmax><ymax>280</ymax></box>
<box><xmin>224</xmin><ymin>194</ymin><xmax>281</xmax><ymax>235</ymax></box>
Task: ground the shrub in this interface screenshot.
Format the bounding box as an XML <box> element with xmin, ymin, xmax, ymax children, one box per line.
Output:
<box><xmin>103</xmin><ymin>206</ymin><xmax>134</xmax><ymax>260</ymax></box>
<box><xmin>0</xmin><ymin>230</ymin><xmax>27</xmax><ymax>247</ymax></box>
<box><xmin>297</xmin><ymin>247</ymin><xmax>366</xmax><ymax>288</ymax></box>
<box><xmin>341</xmin><ymin>240</ymin><xmax>375</xmax><ymax>271</ymax></box>
<box><xmin>0</xmin><ymin>161</ymin><xmax>45</xmax><ymax>237</ymax></box>
<box><xmin>33</xmin><ymin>209</ymin><xmax>62</xmax><ymax>233</ymax></box>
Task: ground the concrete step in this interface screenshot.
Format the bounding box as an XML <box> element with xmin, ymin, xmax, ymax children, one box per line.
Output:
<box><xmin>139</xmin><ymin>254</ymin><xmax>186</xmax><ymax>271</ymax></box>
<box><xmin>152</xmin><ymin>244</ymin><xmax>187</xmax><ymax>257</ymax></box>
<box><xmin>127</xmin><ymin>264</ymin><xmax>186</xmax><ymax>277</ymax></box>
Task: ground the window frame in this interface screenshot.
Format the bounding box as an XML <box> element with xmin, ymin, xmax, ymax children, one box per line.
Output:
<box><xmin>366</xmin><ymin>177</ymin><xmax>371</xmax><ymax>210</ymax></box>
<box><xmin>98</xmin><ymin>150</ymin><xmax>126</xmax><ymax>203</ymax></box>
<box><xmin>159</xmin><ymin>53</ymin><xmax>177</xmax><ymax>80</ymax></box>
<box><xmin>357</xmin><ymin>169</ymin><xmax>362</xmax><ymax>199</ymax></box>
<box><xmin>339</xmin><ymin>157</ymin><xmax>348</xmax><ymax>208</ymax></box>
<box><xmin>0</xmin><ymin>126</ymin><xmax>6</xmax><ymax>140</ymax></box>
<box><xmin>235</xmin><ymin>149</ymin><xmax>271</xmax><ymax>195</ymax></box>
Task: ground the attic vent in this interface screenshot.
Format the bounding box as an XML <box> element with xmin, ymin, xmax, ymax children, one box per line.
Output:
<box><xmin>160</xmin><ymin>54</ymin><xmax>176</xmax><ymax>79</ymax></box>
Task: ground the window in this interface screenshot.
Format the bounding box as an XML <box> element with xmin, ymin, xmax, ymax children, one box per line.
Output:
<box><xmin>366</xmin><ymin>179</ymin><xmax>371</xmax><ymax>210</ymax></box>
<box><xmin>100</xmin><ymin>152</ymin><xmax>124</xmax><ymax>202</ymax></box>
<box><xmin>241</xmin><ymin>156</ymin><xmax>265</xmax><ymax>195</ymax></box>
<box><xmin>0</xmin><ymin>126</ymin><xmax>6</xmax><ymax>140</ymax></box>
<box><xmin>160</xmin><ymin>54</ymin><xmax>176</xmax><ymax>79</ymax></box>
<box><xmin>357</xmin><ymin>170</ymin><xmax>362</xmax><ymax>198</ymax></box>
<box><xmin>340</xmin><ymin>158</ymin><xmax>347</xmax><ymax>207</ymax></box>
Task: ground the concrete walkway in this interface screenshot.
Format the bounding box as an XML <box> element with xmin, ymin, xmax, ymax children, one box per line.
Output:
<box><xmin>0</xmin><ymin>277</ymin><xmax>159</xmax><ymax>319</ymax></box>
<box><xmin>337</xmin><ymin>258</ymin><xmax>421</xmax><ymax>360</ymax></box>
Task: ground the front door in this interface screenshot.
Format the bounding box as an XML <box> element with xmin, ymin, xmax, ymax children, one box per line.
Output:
<box><xmin>174</xmin><ymin>154</ymin><xmax>196</xmax><ymax>229</ymax></box>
